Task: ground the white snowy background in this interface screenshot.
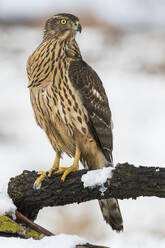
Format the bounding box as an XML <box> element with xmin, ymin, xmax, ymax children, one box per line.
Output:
<box><xmin>0</xmin><ymin>0</ymin><xmax>165</xmax><ymax>247</ymax></box>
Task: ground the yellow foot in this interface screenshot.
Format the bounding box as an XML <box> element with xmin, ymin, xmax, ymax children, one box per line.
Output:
<box><xmin>48</xmin><ymin>153</ymin><xmax>61</xmax><ymax>177</ymax></box>
<box><xmin>33</xmin><ymin>171</ymin><xmax>47</xmax><ymax>190</ymax></box>
<box><xmin>55</xmin><ymin>165</ymin><xmax>79</xmax><ymax>182</ymax></box>
<box><xmin>55</xmin><ymin>147</ymin><xmax>80</xmax><ymax>181</ymax></box>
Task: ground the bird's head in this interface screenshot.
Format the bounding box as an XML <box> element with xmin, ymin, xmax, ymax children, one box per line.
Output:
<box><xmin>43</xmin><ymin>13</ymin><xmax>82</xmax><ymax>41</ymax></box>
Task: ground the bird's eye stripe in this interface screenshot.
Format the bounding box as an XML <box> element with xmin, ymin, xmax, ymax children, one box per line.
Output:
<box><xmin>60</xmin><ymin>19</ymin><xmax>67</xmax><ymax>24</ymax></box>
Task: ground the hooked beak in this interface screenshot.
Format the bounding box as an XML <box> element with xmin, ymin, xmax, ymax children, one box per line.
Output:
<box><xmin>73</xmin><ymin>21</ymin><xmax>82</xmax><ymax>33</ymax></box>
<box><xmin>76</xmin><ymin>23</ymin><xmax>82</xmax><ymax>33</ymax></box>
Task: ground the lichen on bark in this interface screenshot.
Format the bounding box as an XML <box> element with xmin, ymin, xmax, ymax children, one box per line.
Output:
<box><xmin>0</xmin><ymin>214</ymin><xmax>44</xmax><ymax>240</ymax></box>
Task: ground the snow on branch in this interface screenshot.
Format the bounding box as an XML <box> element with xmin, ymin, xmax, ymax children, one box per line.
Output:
<box><xmin>7</xmin><ymin>163</ymin><xmax>165</xmax><ymax>221</ymax></box>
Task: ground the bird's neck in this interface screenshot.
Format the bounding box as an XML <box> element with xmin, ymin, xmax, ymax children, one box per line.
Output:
<box><xmin>42</xmin><ymin>36</ymin><xmax>82</xmax><ymax>60</ymax></box>
<box><xmin>65</xmin><ymin>39</ymin><xmax>82</xmax><ymax>59</ymax></box>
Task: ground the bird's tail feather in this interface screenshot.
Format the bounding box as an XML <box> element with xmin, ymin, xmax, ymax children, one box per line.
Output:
<box><xmin>81</xmin><ymin>154</ymin><xmax>123</xmax><ymax>231</ymax></box>
<box><xmin>99</xmin><ymin>198</ymin><xmax>123</xmax><ymax>232</ymax></box>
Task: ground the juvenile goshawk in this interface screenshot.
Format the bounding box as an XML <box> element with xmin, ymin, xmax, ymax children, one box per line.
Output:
<box><xmin>27</xmin><ymin>13</ymin><xmax>123</xmax><ymax>231</ymax></box>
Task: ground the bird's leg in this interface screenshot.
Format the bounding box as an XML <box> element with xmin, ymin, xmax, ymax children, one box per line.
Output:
<box><xmin>34</xmin><ymin>152</ymin><xmax>61</xmax><ymax>190</ymax></box>
<box><xmin>48</xmin><ymin>152</ymin><xmax>61</xmax><ymax>177</ymax></box>
<box><xmin>55</xmin><ymin>146</ymin><xmax>80</xmax><ymax>182</ymax></box>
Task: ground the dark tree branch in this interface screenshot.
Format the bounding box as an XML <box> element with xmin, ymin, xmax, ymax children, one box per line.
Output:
<box><xmin>16</xmin><ymin>210</ymin><xmax>54</xmax><ymax>236</ymax></box>
<box><xmin>8</xmin><ymin>163</ymin><xmax>165</xmax><ymax>221</ymax></box>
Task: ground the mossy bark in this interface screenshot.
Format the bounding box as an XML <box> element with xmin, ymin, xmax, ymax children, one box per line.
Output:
<box><xmin>0</xmin><ymin>215</ymin><xmax>44</xmax><ymax>239</ymax></box>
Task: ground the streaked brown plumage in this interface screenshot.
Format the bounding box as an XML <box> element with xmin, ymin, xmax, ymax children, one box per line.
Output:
<box><xmin>27</xmin><ymin>13</ymin><xmax>123</xmax><ymax>231</ymax></box>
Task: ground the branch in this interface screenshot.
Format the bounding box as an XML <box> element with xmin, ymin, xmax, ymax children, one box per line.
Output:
<box><xmin>8</xmin><ymin>163</ymin><xmax>165</xmax><ymax>220</ymax></box>
<box><xmin>15</xmin><ymin>210</ymin><xmax>54</xmax><ymax>236</ymax></box>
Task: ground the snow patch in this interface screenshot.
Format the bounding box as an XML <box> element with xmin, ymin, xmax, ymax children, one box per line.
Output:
<box><xmin>0</xmin><ymin>181</ymin><xmax>16</xmax><ymax>219</ymax></box>
<box><xmin>81</xmin><ymin>167</ymin><xmax>113</xmax><ymax>194</ymax></box>
<box><xmin>40</xmin><ymin>234</ymin><xmax>86</xmax><ymax>248</ymax></box>
<box><xmin>0</xmin><ymin>234</ymin><xmax>86</xmax><ymax>248</ymax></box>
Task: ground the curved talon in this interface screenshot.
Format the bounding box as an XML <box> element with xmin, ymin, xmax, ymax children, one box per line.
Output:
<box><xmin>34</xmin><ymin>171</ymin><xmax>47</xmax><ymax>190</ymax></box>
<box><xmin>48</xmin><ymin>171</ymin><xmax>52</xmax><ymax>177</ymax></box>
<box><xmin>33</xmin><ymin>180</ymin><xmax>42</xmax><ymax>190</ymax></box>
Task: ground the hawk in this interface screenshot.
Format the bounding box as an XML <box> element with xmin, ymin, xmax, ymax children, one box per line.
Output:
<box><xmin>27</xmin><ymin>13</ymin><xmax>123</xmax><ymax>231</ymax></box>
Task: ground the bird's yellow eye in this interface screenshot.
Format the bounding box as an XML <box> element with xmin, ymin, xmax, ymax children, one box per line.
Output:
<box><xmin>60</xmin><ymin>19</ymin><xmax>67</xmax><ymax>25</ymax></box>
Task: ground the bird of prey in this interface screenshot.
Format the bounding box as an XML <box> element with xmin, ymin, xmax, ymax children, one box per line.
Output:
<box><xmin>27</xmin><ymin>13</ymin><xmax>123</xmax><ymax>231</ymax></box>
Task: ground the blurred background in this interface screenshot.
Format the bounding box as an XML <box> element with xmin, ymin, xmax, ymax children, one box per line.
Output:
<box><xmin>0</xmin><ymin>0</ymin><xmax>165</xmax><ymax>247</ymax></box>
